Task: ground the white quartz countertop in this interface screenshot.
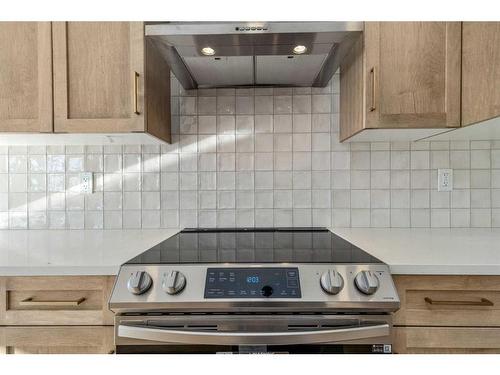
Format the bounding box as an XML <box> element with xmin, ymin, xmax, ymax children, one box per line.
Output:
<box><xmin>1</xmin><ymin>228</ymin><xmax>500</xmax><ymax>276</ymax></box>
<box><xmin>331</xmin><ymin>228</ymin><xmax>500</xmax><ymax>275</ymax></box>
<box><xmin>0</xmin><ymin>229</ymin><xmax>180</xmax><ymax>276</ymax></box>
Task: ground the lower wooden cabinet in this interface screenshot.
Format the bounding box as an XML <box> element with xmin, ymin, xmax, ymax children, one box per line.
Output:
<box><xmin>0</xmin><ymin>276</ymin><xmax>115</xmax><ymax>326</ymax></box>
<box><xmin>0</xmin><ymin>326</ymin><xmax>114</xmax><ymax>354</ymax></box>
<box><xmin>0</xmin><ymin>275</ymin><xmax>116</xmax><ymax>354</ymax></box>
<box><xmin>394</xmin><ymin>327</ymin><xmax>500</xmax><ymax>354</ymax></box>
<box><xmin>393</xmin><ymin>275</ymin><xmax>500</xmax><ymax>354</ymax></box>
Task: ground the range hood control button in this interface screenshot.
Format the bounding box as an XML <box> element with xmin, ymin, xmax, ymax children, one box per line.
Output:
<box><xmin>162</xmin><ymin>270</ymin><xmax>187</xmax><ymax>295</ymax></box>
<box><xmin>127</xmin><ymin>271</ymin><xmax>153</xmax><ymax>295</ymax></box>
<box><xmin>320</xmin><ymin>270</ymin><xmax>344</xmax><ymax>295</ymax></box>
<box><xmin>354</xmin><ymin>271</ymin><xmax>380</xmax><ymax>295</ymax></box>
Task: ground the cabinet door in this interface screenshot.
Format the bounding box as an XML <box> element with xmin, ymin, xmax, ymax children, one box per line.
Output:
<box><xmin>52</xmin><ymin>22</ymin><xmax>144</xmax><ymax>133</ymax></box>
<box><xmin>462</xmin><ymin>22</ymin><xmax>500</xmax><ymax>126</ymax></box>
<box><xmin>0</xmin><ymin>22</ymin><xmax>52</xmax><ymax>132</ymax></box>
<box><xmin>365</xmin><ymin>22</ymin><xmax>461</xmax><ymax>129</ymax></box>
<box><xmin>0</xmin><ymin>326</ymin><xmax>114</xmax><ymax>354</ymax></box>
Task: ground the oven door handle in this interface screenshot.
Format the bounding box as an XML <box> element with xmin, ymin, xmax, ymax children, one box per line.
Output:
<box><xmin>118</xmin><ymin>323</ymin><xmax>390</xmax><ymax>346</ymax></box>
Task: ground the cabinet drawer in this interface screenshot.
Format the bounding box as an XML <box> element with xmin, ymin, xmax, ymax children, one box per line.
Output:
<box><xmin>0</xmin><ymin>326</ymin><xmax>114</xmax><ymax>354</ymax></box>
<box><xmin>393</xmin><ymin>275</ymin><xmax>500</xmax><ymax>327</ymax></box>
<box><xmin>394</xmin><ymin>327</ymin><xmax>500</xmax><ymax>354</ymax></box>
<box><xmin>0</xmin><ymin>276</ymin><xmax>115</xmax><ymax>326</ymax></box>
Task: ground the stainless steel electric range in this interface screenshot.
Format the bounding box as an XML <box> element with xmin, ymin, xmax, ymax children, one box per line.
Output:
<box><xmin>109</xmin><ymin>228</ymin><xmax>400</xmax><ymax>354</ymax></box>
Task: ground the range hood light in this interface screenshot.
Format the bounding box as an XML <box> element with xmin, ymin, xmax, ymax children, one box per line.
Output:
<box><xmin>293</xmin><ymin>45</ymin><xmax>307</xmax><ymax>54</ymax></box>
<box><xmin>201</xmin><ymin>47</ymin><xmax>216</xmax><ymax>56</ymax></box>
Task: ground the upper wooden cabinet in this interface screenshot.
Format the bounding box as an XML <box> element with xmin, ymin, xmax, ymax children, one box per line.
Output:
<box><xmin>0</xmin><ymin>22</ymin><xmax>53</xmax><ymax>132</ymax></box>
<box><xmin>0</xmin><ymin>21</ymin><xmax>171</xmax><ymax>143</ymax></box>
<box><xmin>52</xmin><ymin>22</ymin><xmax>171</xmax><ymax>142</ymax></box>
<box><xmin>340</xmin><ymin>22</ymin><xmax>462</xmax><ymax>141</ymax></box>
<box><xmin>462</xmin><ymin>22</ymin><xmax>500</xmax><ymax>127</ymax></box>
<box><xmin>52</xmin><ymin>22</ymin><xmax>144</xmax><ymax>133</ymax></box>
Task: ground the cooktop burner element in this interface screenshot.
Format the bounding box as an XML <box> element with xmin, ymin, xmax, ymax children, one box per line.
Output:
<box><xmin>125</xmin><ymin>228</ymin><xmax>382</xmax><ymax>265</ymax></box>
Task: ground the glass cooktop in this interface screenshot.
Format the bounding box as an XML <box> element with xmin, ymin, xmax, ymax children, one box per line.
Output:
<box><xmin>125</xmin><ymin>228</ymin><xmax>382</xmax><ymax>265</ymax></box>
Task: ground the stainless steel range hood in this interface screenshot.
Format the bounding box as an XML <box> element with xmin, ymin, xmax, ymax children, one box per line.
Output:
<box><xmin>145</xmin><ymin>22</ymin><xmax>363</xmax><ymax>89</ymax></box>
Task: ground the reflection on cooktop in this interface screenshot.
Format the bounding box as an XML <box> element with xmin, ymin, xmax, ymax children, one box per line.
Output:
<box><xmin>125</xmin><ymin>228</ymin><xmax>382</xmax><ymax>265</ymax></box>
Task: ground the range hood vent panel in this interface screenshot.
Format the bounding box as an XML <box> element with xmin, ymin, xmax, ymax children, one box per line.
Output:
<box><xmin>255</xmin><ymin>55</ymin><xmax>328</xmax><ymax>86</ymax></box>
<box><xmin>146</xmin><ymin>22</ymin><xmax>363</xmax><ymax>89</ymax></box>
<box><xmin>184</xmin><ymin>56</ymin><xmax>254</xmax><ymax>87</ymax></box>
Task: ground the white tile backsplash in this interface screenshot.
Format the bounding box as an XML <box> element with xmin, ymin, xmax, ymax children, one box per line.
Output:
<box><xmin>0</xmin><ymin>73</ymin><xmax>497</xmax><ymax>228</ymax></box>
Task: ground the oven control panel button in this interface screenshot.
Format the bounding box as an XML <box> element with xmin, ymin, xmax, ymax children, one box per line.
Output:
<box><xmin>127</xmin><ymin>271</ymin><xmax>153</xmax><ymax>295</ymax></box>
<box><xmin>162</xmin><ymin>270</ymin><xmax>187</xmax><ymax>295</ymax></box>
<box><xmin>261</xmin><ymin>285</ymin><xmax>273</xmax><ymax>297</ymax></box>
<box><xmin>354</xmin><ymin>271</ymin><xmax>380</xmax><ymax>295</ymax></box>
<box><xmin>320</xmin><ymin>269</ymin><xmax>344</xmax><ymax>295</ymax></box>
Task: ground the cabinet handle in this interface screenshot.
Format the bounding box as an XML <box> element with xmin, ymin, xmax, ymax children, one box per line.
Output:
<box><xmin>369</xmin><ymin>67</ymin><xmax>376</xmax><ymax>112</ymax></box>
<box><xmin>19</xmin><ymin>297</ymin><xmax>86</xmax><ymax>307</ymax></box>
<box><xmin>424</xmin><ymin>297</ymin><xmax>494</xmax><ymax>307</ymax></box>
<box><xmin>133</xmin><ymin>71</ymin><xmax>140</xmax><ymax>115</ymax></box>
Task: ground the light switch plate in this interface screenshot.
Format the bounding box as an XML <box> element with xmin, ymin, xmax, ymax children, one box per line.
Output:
<box><xmin>80</xmin><ymin>172</ymin><xmax>93</xmax><ymax>194</ymax></box>
<box><xmin>437</xmin><ymin>169</ymin><xmax>453</xmax><ymax>192</ymax></box>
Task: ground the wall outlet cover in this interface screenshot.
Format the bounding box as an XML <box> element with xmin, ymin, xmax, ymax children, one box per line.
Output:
<box><xmin>80</xmin><ymin>172</ymin><xmax>94</xmax><ymax>194</ymax></box>
<box><xmin>437</xmin><ymin>169</ymin><xmax>453</xmax><ymax>192</ymax></box>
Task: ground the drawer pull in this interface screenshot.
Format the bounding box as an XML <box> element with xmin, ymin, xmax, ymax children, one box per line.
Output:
<box><xmin>424</xmin><ymin>297</ymin><xmax>494</xmax><ymax>307</ymax></box>
<box><xmin>19</xmin><ymin>297</ymin><xmax>86</xmax><ymax>307</ymax></box>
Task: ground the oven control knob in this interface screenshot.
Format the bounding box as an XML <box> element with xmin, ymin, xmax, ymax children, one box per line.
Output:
<box><xmin>162</xmin><ymin>270</ymin><xmax>186</xmax><ymax>295</ymax></box>
<box><xmin>320</xmin><ymin>270</ymin><xmax>344</xmax><ymax>295</ymax></box>
<box><xmin>354</xmin><ymin>271</ymin><xmax>380</xmax><ymax>295</ymax></box>
<box><xmin>127</xmin><ymin>271</ymin><xmax>152</xmax><ymax>295</ymax></box>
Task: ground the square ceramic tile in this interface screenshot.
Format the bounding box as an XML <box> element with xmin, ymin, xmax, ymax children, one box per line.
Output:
<box><xmin>273</xmin><ymin>190</ymin><xmax>293</xmax><ymax>208</ymax></box>
<box><xmin>217</xmin><ymin>96</ymin><xmax>235</xmax><ymax>115</ymax></box>
<box><xmin>180</xmin><ymin>191</ymin><xmax>198</xmax><ymax>209</ymax></box>
<box><xmin>254</xmin><ymin>115</ymin><xmax>273</xmax><ymax>133</ymax></box>
<box><xmin>9</xmin><ymin>174</ymin><xmax>27</xmax><ymax>193</ymax></box>
<box><xmin>293</xmin><ymin>171</ymin><xmax>312</xmax><ymax>189</ymax></box>
<box><xmin>198</xmin><ymin>116</ymin><xmax>217</xmax><ymax>134</ymax></box>
<box><xmin>274</xmin><ymin>96</ymin><xmax>292</xmax><ymax>114</ymax></box>
<box><xmin>9</xmin><ymin>155</ymin><xmax>27</xmax><ymax>173</ymax></box>
<box><xmin>198</xmin><ymin>97</ymin><xmax>216</xmax><ymax>115</ymax></box>
<box><xmin>293</xmin><ymin>133</ymin><xmax>311</xmax><ymax>152</ymax></box>
<box><xmin>255</xmin><ymin>191</ymin><xmax>273</xmax><ymax>208</ymax></box>
<box><xmin>312</xmin><ymin>95</ymin><xmax>331</xmax><ymax>113</ymax></box>
<box><xmin>104</xmin><ymin>154</ymin><xmax>122</xmax><ymax>173</ymax></box>
<box><xmin>28</xmin><ymin>174</ymin><xmax>46</xmax><ymax>193</ymax></box>
<box><xmin>273</xmin><ymin>115</ymin><xmax>292</xmax><ymax>133</ymax></box>
<box><xmin>199</xmin><ymin>191</ymin><xmax>216</xmax><ymax>209</ymax></box>
<box><xmin>199</xmin><ymin>172</ymin><xmax>216</xmax><ymax>190</ymax></box>
<box><xmin>274</xmin><ymin>152</ymin><xmax>292</xmax><ymax>171</ymax></box>
<box><xmin>293</xmin><ymin>95</ymin><xmax>311</xmax><ymax>114</ymax></box>
<box><xmin>142</xmin><ymin>192</ymin><xmax>161</xmax><ymax>210</ymax></box>
<box><xmin>123</xmin><ymin>210</ymin><xmax>142</xmax><ymax>228</ymax></box>
<box><xmin>292</xmin><ymin>114</ymin><xmax>312</xmax><ymax>133</ymax></box>
<box><xmin>471</xmin><ymin>150</ymin><xmax>491</xmax><ymax>169</ymax></box>
<box><xmin>235</xmin><ymin>97</ymin><xmax>254</xmax><ymax>115</ymax></box>
<box><xmin>236</xmin><ymin>191</ymin><xmax>254</xmax><ymax>209</ymax></box>
<box><xmin>255</xmin><ymin>96</ymin><xmax>273</xmax><ymax>114</ymax></box>
<box><xmin>237</xmin><ymin>172</ymin><xmax>254</xmax><ymax>190</ymax></box>
<box><xmin>255</xmin><ymin>134</ymin><xmax>274</xmax><ymax>152</ymax></box>
<box><xmin>292</xmin><ymin>152</ymin><xmax>312</xmax><ymax>171</ymax></box>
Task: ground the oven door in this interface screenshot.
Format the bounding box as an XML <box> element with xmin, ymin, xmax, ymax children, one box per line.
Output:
<box><xmin>115</xmin><ymin>314</ymin><xmax>393</xmax><ymax>354</ymax></box>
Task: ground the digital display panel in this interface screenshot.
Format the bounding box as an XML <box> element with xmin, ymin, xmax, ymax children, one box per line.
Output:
<box><xmin>204</xmin><ymin>267</ymin><xmax>301</xmax><ymax>299</ymax></box>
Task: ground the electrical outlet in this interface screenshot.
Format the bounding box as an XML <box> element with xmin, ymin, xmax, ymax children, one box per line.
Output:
<box><xmin>80</xmin><ymin>172</ymin><xmax>93</xmax><ymax>194</ymax></box>
<box><xmin>437</xmin><ymin>169</ymin><xmax>453</xmax><ymax>192</ymax></box>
